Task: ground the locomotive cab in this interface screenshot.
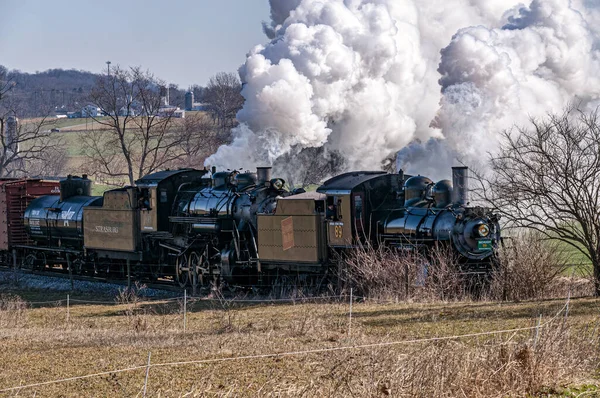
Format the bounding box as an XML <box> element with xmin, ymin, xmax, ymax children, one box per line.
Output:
<box><xmin>135</xmin><ymin>169</ymin><xmax>208</xmax><ymax>233</ymax></box>
<box><xmin>317</xmin><ymin>171</ymin><xmax>401</xmax><ymax>248</ymax></box>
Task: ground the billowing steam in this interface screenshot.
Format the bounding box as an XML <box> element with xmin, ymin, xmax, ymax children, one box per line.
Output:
<box><xmin>206</xmin><ymin>0</ymin><xmax>600</xmax><ymax>183</ymax></box>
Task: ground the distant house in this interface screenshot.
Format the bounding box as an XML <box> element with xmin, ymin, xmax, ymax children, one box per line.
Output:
<box><xmin>67</xmin><ymin>111</ymin><xmax>81</xmax><ymax>119</ymax></box>
<box><xmin>81</xmin><ymin>105</ymin><xmax>101</xmax><ymax>118</ymax></box>
<box><xmin>158</xmin><ymin>105</ymin><xmax>185</xmax><ymax>118</ymax></box>
<box><xmin>118</xmin><ymin>106</ymin><xmax>137</xmax><ymax>117</ymax></box>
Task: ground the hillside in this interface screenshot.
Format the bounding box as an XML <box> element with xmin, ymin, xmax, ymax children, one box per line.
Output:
<box><xmin>1</xmin><ymin>66</ymin><xmax>201</xmax><ymax>117</ymax></box>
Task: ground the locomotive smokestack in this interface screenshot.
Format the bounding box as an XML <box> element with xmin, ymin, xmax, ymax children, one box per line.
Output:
<box><xmin>451</xmin><ymin>166</ymin><xmax>469</xmax><ymax>206</ymax></box>
<box><xmin>256</xmin><ymin>167</ymin><xmax>272</xmax><ymax>185</ymax></box>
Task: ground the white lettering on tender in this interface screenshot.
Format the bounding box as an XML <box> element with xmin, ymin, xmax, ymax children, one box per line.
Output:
<box><xmin>51</xmin><ymin>187</ymin><xmax>61</xmax><ymax>194</ymax></box>
<box><xmin>95</xmin><ymin>225</ymin><xmax>119</xmax><ymax>234</ymax></box>
<box><xmin>61</xmin><ymin>207</ymin><xmax>76</xmax><ymax>226</ymax></box>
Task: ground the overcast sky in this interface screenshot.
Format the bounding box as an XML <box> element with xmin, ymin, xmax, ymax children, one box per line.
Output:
<box><xmin>0</xmin><ymin>0</ymin><xmax>271</xmax><ymax>88</ymax></box>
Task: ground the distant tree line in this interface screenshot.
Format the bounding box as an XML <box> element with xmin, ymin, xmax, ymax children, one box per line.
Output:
<box><xmin>0</xmin><ymin>66</ymin><xmax>244</xmax><ymax>122</ymax></box>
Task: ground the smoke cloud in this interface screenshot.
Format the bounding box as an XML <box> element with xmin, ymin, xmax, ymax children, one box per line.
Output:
<box><xmin>206</xmin><ymin>0</ymin><xmax>600</xmax><ymax>182</ymax></box>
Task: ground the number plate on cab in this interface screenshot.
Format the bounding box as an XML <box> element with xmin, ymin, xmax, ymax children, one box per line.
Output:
<box><xmin>477</xmin><ymin>239</ymin><xmax>493</xmax><ymax>250</ymax></box>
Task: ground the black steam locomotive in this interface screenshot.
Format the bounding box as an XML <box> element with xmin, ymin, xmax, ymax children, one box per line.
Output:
<box><xmin>10</xmin><ymin>165</ymin><xmax>500</xmax><ymax>290</ymax></box>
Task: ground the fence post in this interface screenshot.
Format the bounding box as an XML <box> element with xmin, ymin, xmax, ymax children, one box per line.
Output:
<box><xmin>348</xmin><ymin>288</ymin><xmax>353</xmax><ymax>338</ymax></box>
<box><xmin>66</xmin><ymin>294</ymin><xmax>70</xmax><ymax>325</ymax></box>
<box><xmin>533</xmin><ymin>314</ymin><xmax>542</xmax><ymax>350</ymax></box>
<box><xmin>405</xmin><ymin>262</ymin><xmax>410</xmax><ymax>299</ymax></box>
<box><xmin>143</xmin><ymin>351</ymin><xmax>151</xmax><ymax>398</ymax></box>
<box><xmin>183</xmin><ymin>290</ymin><xmax>187</xmax><ymax>333</ymax></box>
<box><xmin>11</xmin><ymin>249</ymin><xmax>17</xmax><ymax>286</ymax></box>
<box><xmin>563</xmin><ymin>289</ymin><xmax>571</xmax><ymax>329</ymax></box>
<box><xmin>127</xmin><ymin>259</ymin><xmax>131</xmax><ymax>289</ymax></box>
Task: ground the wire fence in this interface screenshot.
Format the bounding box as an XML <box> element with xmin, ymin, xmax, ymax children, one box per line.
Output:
<box><xmin>0</xmin><ymin>296</ymin><xmax>571</xmax><ymax>394</ymax></box>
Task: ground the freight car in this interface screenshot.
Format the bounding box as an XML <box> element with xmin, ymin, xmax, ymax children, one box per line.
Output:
<box><xmin>0</xmin><ymin>178</ymin><xmax>61</xmax><ymax>268</ymax></box>
<box><xmin>3</xmin><ymin>165</ymin><xmax>500</xmax><ymax>292</ymax></box>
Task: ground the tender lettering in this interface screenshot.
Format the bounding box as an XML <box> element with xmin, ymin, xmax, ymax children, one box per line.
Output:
<box><xmin>95</xmin><ymin>225</ymin><xmax>119</xmax><ymax>234</ymax></box>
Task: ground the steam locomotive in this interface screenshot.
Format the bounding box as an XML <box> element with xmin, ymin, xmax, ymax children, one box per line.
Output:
<box><xmin>2</xmin><ymin>165</ymin><xmax>499</xmax><ymax>290</ymax></box>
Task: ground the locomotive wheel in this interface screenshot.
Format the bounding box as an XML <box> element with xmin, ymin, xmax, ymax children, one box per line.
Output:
<box><xmin>176</xmin><ymin>253</ymin><xmax>190</xmax><ymax>288</ymax></box>
<box><xmin>39</xmin><ymin>252</ymin><xmax>49</xmax><ymax>270</ymax></box>
<box><xmin>150</xmin><ymin>249</ymin><xmax>166</xmax><ymax>281</ymax></box>
<box><xmin>21</xmin><ymin>254</ymin><xmax>38</xmax><ymax>270</ymax></box>
<box><xmin>188</xmin><ymin>251</ymin><xmax>202</xmax><ymax>290</ymax></box>
<box><xmin>149</xmin><ymin>262</ymin><xmax>161</xmax><ymax>281</ymax></box>
<box><xmin>72</xmin><ymin>259</ymin><xmax>84</xmax><ymax>275</ymax></box>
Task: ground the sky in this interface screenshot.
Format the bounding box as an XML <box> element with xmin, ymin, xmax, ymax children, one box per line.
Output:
<box><xmin>0</xmin><ymin>0</ymin><xmax>271</xmax><ymax>88</ymax></box>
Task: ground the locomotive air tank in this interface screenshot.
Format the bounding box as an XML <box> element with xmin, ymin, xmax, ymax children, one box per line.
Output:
<box><xmin>24</xmin><ymin>175</ymin><xmax>102</xmax><ymax>248</ymax></box>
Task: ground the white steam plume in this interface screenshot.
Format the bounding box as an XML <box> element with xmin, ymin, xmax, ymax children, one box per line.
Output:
<box><xmin>206</xmin><ymin>0</ymin><xmax>600</xmax><ymax>182</ymax></box>
<box><xmin>400</xmin><ymin>0</ymin><xmax>600</xmax><ymax>178</ymax></box>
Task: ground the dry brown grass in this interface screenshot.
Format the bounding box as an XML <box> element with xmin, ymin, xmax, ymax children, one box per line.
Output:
<box><xmin>0</xmin><ymin>286</ymin><xmax>598</xmax><ymax>397</ymax></box>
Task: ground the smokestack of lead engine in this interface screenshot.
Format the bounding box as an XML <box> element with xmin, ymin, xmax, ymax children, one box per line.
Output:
<box><xmin>451</xmin><ymin>166</ymin><xmax>469</xmax><ymax>206</ymax></box>
<box><xmin>256</xmin><ymin>167</ymin><xmax>272</xmax><ymax>185</ymax></box>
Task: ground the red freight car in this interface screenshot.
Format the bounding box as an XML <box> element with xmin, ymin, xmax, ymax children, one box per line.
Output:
<box><xmin>0</xmin><ymin>179</ymin><xmax>60</xmax><ymax>263</ymax></box>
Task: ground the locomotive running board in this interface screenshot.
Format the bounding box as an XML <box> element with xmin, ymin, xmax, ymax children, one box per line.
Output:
<box><xmin>13</xmin><ymin>245</ymin><xmax>80</xmax><ymax>254</ymax></box>
<box><xmin>158</xmin><ymin>242</ymin><xmax>183</xmax><ymax>255</ymax></box>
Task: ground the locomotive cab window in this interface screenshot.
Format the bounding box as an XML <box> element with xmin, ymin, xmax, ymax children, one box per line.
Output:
<box><xmin>138</xmin><ymin>188</ymin><xmax>151</xmax><ymax>210</ymax></box>
<box><xmin>160</xmin><ymin>189</ymin><xmax>168</xmax><ymax>203</ymax></box>
<box><xmin>314</xmin><ymin>200</ymin><xmax>325</xmax><ymax>214</ymax></box>
<box><xmin>354</xmin><ymin>195</ymin><xmax>363</xmax><ymax>220</ymax></box>
<box><xmin>326</xmin><ymin>196</ymin><xmax>337</xmax><ymax>220</ymax></box>
<box><xmin>354</xmin><ymin>193</ymin><xmax>365</xmax><ymax>234</ymax></box>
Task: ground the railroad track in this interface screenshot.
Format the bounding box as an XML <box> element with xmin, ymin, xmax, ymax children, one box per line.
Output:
<box><xmin>0</xmin><ymin>265</ymin><xmax>184</xmax><ymax>294</ymax></box>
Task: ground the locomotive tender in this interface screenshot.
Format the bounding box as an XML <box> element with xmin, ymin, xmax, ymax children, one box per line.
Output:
<box><xmin>5</xmin><ymin>165</ymin><xmax>500</xmax><ymax>290</ymax></box>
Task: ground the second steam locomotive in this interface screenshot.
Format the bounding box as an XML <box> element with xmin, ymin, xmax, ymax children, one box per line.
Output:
<box><xmin>7</xmin><ymin>165</ymin><xmax>500</xmax><ymax>290</ymax></box>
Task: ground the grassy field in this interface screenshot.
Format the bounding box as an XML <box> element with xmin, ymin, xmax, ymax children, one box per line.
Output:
<box><xmin>0</xmin><ymin>285</ymin><xmax>598</xmax><ymax>397</ymax></box>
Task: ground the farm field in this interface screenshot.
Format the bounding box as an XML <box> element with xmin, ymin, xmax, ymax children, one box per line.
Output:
<box><xmin>0</xmin><ymin>285</ymin><xmax>598</xmax><ymax>397</ymax></box>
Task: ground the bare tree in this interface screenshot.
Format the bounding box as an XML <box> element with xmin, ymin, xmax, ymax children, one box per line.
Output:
<box><xmin>0</xmin><ymin>66</ymin><xmax>64</xmax><ymax>177</ymax></box>
<box><xmin>202</xmin><ymin>72</ymin><xmax>244</xmax><ymax>134</ymax></box>
<box><xmin>83</xmin><ymin>66</ymin><xmax>187</xmax><ymax>185</ymax></box>
<box><xmin>475</xmin><ymin>106</ymin><xmax>600</xmax><ymax>296</ymax></box>
<box><xmin>170</xmin><ymin>112</ymin><xmax>225</xmax><ymax>169</ymax></box>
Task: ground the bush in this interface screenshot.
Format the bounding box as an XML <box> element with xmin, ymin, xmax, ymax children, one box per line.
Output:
<box><xmin>0</xmin><ymin>293</ymin><xmax>27</xmax><ymax>328</ymax></box>
<box><xmin>342</xmin><ymin>244</ymin><xmax>468</xmax><ymax>302</ymax></box>
<box><xmin>489</xmin><ymin>232</ymin><xmax>573</xmax><ymax>301</ymax></box>
<box><xmin>343</xmin><ymin>232</ymin><xmax>588</xmax><ymax>302</ymax></box>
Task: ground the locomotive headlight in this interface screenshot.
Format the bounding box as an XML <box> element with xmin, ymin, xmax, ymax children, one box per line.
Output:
<box><xmin>477</xmin><ymin>224</ymin><xmax>490</xmax><ymax>237</ymax></box>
